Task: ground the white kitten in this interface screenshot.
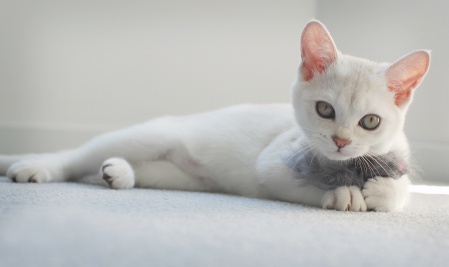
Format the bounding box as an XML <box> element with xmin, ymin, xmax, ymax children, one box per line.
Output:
<box><xmin>0</xmin><ymin>21</ymin><xmax>430</xmax><ymax>212</ymax></box>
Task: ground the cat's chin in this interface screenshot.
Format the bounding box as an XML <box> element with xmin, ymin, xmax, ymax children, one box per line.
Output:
<box><xmin>323</xmin><ymin>151</ymin><xmax>358</xmax><ymax>162</ymax></box>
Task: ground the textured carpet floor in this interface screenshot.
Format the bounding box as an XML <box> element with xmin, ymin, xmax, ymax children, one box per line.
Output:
<box><xmin>1</xmin><ymin>176</ymin><xmax>448</xmax><ymax>267</ymax></box>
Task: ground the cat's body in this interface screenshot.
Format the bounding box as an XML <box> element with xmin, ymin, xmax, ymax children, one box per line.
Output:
<box><xmin>0</xmin><ymin>21</ymin><xmax>430</xmax><ymax>212</ymax></box>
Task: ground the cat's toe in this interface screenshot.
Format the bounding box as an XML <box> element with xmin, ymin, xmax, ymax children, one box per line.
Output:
<box><xmin>7</xmin><ymin>160</ymin><xmax>61</xmax><ymax>183</ymax></box>
<box><xmin>322</xmin><ymin>186</ymin><xmax>367</xmax><ymax>212</ymax></box>
<box><xmin>101</xmin><ymin>158</ymin><xmax>135</xmax><ymax>189</ymax></box>
<box><xmin>348</xmin><ymin>186</ymin><xmax>367</xmax><ymax>212</ymax></box>
<box><xmin>333</xmin><ymin>186</ymin><xmax>352</xmax><ymax>211</ymax></box>
<box><xmin>322</xmin><ymin>190</ymin><xmax>337</xmax><ymax>210</ymax></box>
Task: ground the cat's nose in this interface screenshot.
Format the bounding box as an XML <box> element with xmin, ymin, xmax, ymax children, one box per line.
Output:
<box><xmin>332</xmin><ymin>136</ymin><xmax>351</xmax><ymax>149</ymax></box>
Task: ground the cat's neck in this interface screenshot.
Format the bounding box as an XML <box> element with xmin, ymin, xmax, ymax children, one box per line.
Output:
<box><xmin>287</xmin><ymin>143</ymin><xmax>409</xmax><ymax>190</ymax></box>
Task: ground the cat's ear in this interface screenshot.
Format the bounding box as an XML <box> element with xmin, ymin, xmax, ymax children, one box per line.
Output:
<box><xmin>386</xmin><ymin>50</ymin><xmax>431</xmax><ymax>106</ymax></box>
<box><xmin>300</xmin><ymin>20</ymin><xmax>338</xmax><ymax>81</ymax></box>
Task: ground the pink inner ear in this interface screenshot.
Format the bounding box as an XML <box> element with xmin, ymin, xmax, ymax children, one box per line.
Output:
<box><xmin>300</xmin><ymin>21</ymin><xmax>337</xmax><ymax>81</ymax></box>
<box><xmin>386</xmin><ymin>51</ymin><xmax>430</xmax><ymax>106</ymax></box>
<box><xmin>301</xmin><ymin>49</ymin><xmax>332</xmax><ymax>81</ymax></box>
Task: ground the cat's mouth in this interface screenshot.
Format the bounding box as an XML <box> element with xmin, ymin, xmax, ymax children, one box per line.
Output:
<box><xmin>324</xmin><ymin>149</ymin><xmax>359</xmax><ymax>161</ymax></box>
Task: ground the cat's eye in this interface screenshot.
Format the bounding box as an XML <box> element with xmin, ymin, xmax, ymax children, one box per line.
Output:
<box><xmin>316</xmin><ymin>101</ymin><xmax>335</xmax><ymax>119</ymax></box>
<box><xmin>359</xmin><ymin>114</ymin><xmax>381</xmax><ymax>130</ymax></box>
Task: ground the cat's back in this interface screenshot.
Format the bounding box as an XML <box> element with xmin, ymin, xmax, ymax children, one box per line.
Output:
<box><xmin>139</xmin><ymin>103</ymin><xmax>296</xmax><ymax>141</ymax></box>
<box><xmin>147</xmin><ymin>103</ymin><xmax>297</xmax><ymax>153</ymax></box>
<box><xmin>187</xmin><ymin>103</ymin><xmax>295</xmax><ymax>133</ymax></box>
<box><xmin>209</xmin><ymin>103</ymin><xmax>293</xmax><ymax>119</ymax></box>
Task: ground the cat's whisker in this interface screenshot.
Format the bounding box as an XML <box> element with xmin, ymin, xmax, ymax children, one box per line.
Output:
<box><xmin>286</xmin><ymin>144</ymin><xmax>311</xmax><ymax>169</ymax></box>
<box><xmin>381</xmin><ymin>153</ymin><xmax>409</xmax><ymax>176</ymax></box>
<box><xmin>360</xmin><ymin>156</ymin><xmax>379</xmax><ymax>178</ymax></box>
<box><xmin>380</xmin><ymin>154</ymin><xmax>403</xmax><ymax>168</ymax></box>
<box><xmin>355</xmin><ymin>157</ymin><xmax>366</xmax><ymax>175</ymax></box>
<box><xmin>307</xmin><ymin>147</ymin><xmax>319</xmax><ymax>170</ymax></box>
<box><xmin>373</xmin><ymin>154</ymin><xmax>397</xmax><ymax>170</ymax></box>
<box><xmin>366</xmin><ymin>154</ymin><xmax>394</xmax><ymax>178</ymax></box>
<box><xmin>367</xmin><ymin>152</ymin><xmax>402</xmax><ymax>178</ymax></box>
<box><xmin>288</xmin><ymin>145</ymin><xmax>314</xmax><ymax>177</ymax></box>
<box><xmin>358</xmin><ymin>156</ymin><xmax>370</xmax><ymax>177</ymax></box>
<box><xmin>286</xmin><ymin>138</ymin><xmax>319</xmax><ymax>178</ymax></box>
<box><xmin>361</xmin><ymin>158</ymin><xmax>372</xmax><ymax>177</ymax></box>
<box><xmin>285</xmin><ymin>141</ymin><xmax>313</xmax><ymax>164</ymax></box>
<box><xmin>367</xmin><ymin>156</ymin><xmax>384</xmax><ymax>177</ymax></box>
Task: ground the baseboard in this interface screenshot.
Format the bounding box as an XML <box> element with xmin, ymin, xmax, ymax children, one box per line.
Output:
<box><xmin>1</xmin><ymin>124</ymin><xmax>447</xmax><ymax>183</ymax></box>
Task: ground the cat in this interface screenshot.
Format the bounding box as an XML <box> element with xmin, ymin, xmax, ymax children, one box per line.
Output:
<box><xmin>0</xmin><ymin>20</ymin><xmax>430</xmax><ymax>212</ymax></box>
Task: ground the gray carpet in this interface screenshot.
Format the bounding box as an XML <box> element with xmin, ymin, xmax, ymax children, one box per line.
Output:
<box><xmin>1</xmin><ymin>176</ymin><xmax>448</xmax><ymax>267</ymax></box>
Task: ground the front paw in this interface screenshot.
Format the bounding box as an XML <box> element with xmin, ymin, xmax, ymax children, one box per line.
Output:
<box><xmin>322</xmin><ymin>186</ymin><xmax>367</xmax><ymax>212</ymax></box>
<box><xmin>362</xmin><ymin>175</ymin><xmax>410</xmax><ymax>212</ymax></box>
<box><xmin>101</xmin><ymin>158</ymin><xmax>135</xmax><ymax>189</ymax></box>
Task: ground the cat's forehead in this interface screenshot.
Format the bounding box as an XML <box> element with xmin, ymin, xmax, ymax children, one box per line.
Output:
<box><xmin>332</xmin><ymin>58</ymin><xmax>385</xmax><ymax>91</ymax></box>
<box><xmin>316</xmin><ymin>58</ymin><xmax>389</xmax><ymax>100</ymax></box>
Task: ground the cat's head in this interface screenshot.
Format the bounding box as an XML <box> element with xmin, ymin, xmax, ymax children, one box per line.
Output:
<box><xmin>292</xmin><ymin>20</ymin><xmax>430</xmax><ymax>161</ymax></box>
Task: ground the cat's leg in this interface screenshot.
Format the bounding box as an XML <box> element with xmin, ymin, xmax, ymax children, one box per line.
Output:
<box><xmin>362</xmin><ymin>175</ymin><xmax>410</xmax><ymax>212</ymax></box>
<box><xmin>1</xmin><ymin>117</ymin><xmax>197</xmax><ymax>186</ymax></box>
<box><xmin>98</xmin><ymin>158</ymin><xmax>208</xmax><ymax>191</ymax></box>
<box><xmin>3</xmin><ymin>152</ymin><xmax>71</xmax><ymax>183</ymax></box>
<box><xmin>3</xmin><ymin>149</ymin><xmax>104</xmax><ymax>183</ymax></box>
<box><xmin>133</xmin><ymin>161</ymin><xmax>210</xmax><ymax>192</ymax></box>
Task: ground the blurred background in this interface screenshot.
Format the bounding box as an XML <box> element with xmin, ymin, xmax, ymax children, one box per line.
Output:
<box><xmin>0</xmin><ymin>0</ymin><xmax>447</xmax><ymax>183</ymax></box>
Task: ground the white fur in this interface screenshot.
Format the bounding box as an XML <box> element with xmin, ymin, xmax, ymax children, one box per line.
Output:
<box><xmin>362</xmin><ymin>175</ymin><xmax>411</xmax><ymax>212</ymax></box>
<box><xmin>101</xmin><ymin>158</ymin><xmax>135</xmax><ymax>189</ymax></box>
<box><xmin>0</xmin><ymin>21</ymin><xmax>430</xmax><ymax>212</ymax></box>
<box><xmin>322</xmin><ymin>186</ymin><xmax>367</xmax><ymax>212</ymax></box>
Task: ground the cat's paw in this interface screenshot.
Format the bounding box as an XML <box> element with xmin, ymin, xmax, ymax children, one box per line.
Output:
<box><xmin>7</xmin><ymin>159</ymin><xmax>64</xmax><ymax>183</ymax></box>
<box><xmin>362</xmin><ymin>175</ymin><xmax>410</xmax><ymax>212</ymax></box>
<box><xmin>322</xmin><ymin>186</ymin><xmax>367</xmax><ymax>212</ymax></box>
<box><xmin>101</xmin><ymin>158</ymin><xmax>135</xmax><ymax>189</ymax></box>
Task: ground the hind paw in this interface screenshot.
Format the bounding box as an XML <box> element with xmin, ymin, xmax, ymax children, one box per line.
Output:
<box><xmin>7</xmin><ymin>160</ymin><xmax>64</xmax><ymax>183</ymax></box>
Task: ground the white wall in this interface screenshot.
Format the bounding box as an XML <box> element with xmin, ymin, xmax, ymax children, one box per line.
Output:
<box><xmin>0</xmin><ymin>0</ymin><xmax>315</xmax><ymax>153</ymax></box>
<box><xmin>317</xmin><ymin>0</ymin><xmax>449</xmax><ymax>183</ymax></box>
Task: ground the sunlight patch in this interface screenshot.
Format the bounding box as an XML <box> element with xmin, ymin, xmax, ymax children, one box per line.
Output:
<box><xmin>409</xmin><ymin>185</ymin><xmax>449</xmax><ymax>195</ymax></box>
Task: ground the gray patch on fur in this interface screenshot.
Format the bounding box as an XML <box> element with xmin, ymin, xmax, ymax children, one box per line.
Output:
<box><xmin>286</xmin><ymin>150</ymin><xmax>408</xmax><ymax>190</ymax></box>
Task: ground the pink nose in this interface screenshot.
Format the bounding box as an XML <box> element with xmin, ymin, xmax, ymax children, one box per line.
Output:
<box><xmin>332</xmin><ymin>136</ymin><xmax>351</xmax><ymax>149</ymax></box>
